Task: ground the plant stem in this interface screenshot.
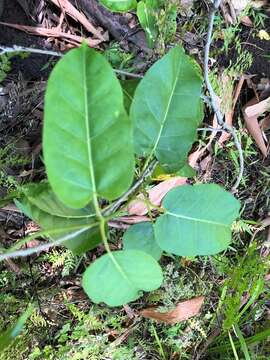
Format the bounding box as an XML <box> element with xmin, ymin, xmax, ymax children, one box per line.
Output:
<box><xmin>0</xmin><ymin>225</ymin><xmax>95</xmax><ymax>261</ymax></box>
<box><xmin>203</xmin><ymin>0</ymin><xmax>244</xmax><ymax>191</ymax></box>
<box><xmin>0</xmin><ymin>44</ymin><xmax>142</xmax><ymax>78</ymax></box>
<box><xmin>103</xmin><ymin>160</ymin><xmax>158</xmax><ymax>217</ymax></box>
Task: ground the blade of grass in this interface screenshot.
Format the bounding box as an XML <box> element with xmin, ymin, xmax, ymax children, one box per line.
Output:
<box><xmin>228</xmin><ymin>331</ymin><xmax>240</xmax><ymax>360</ymax></box>
<box><xmin>151</xmin><ymin>324</ymin><xmax>167</xmax><ymax>360</ymax></box>
<box><xmin>208</xmin><ymin>327</ymin><xmax>270</xmax><ymax>353</ymax></box>
<box><xmin>233</xmin><ymin>324</ymin><xmax>251</xmax><ymax>360</ymax></box>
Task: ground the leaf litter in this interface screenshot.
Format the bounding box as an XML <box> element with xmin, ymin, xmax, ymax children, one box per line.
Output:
<box><xmin>140</xmin><ymin>296</ymin><xmax>205</xmax><ymax>324</ymax></box>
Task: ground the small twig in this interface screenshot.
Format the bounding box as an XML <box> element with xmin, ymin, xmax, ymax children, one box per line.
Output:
<box><xmin>0</xmin><ymin>44</ymin><xmax>63</xmax><ymax>57</ymax></box>
<box><xmin>0</xmin><ymin>227</ymin><xmax>91</xmax><ymax>261</ymax></box>
<box><xmin>204</xmin><ymin>0</ymin><xmax>244</xmax><ymax>191</ymax></box>
<box><xmin>204</xmin><ymin>0</ymin><xmax>224</xmax><ymax>127</ymax></box>
<box><xmin>103</xmin><ymin>160</ymin><xmax>158</xmax><ymax>217</ymax></box>
<box><xmin>224</xmin><ymin>123</ymin><xmax>244</xmax><ymax>192</ymax></box>
<box><xmin>197</xmin><ymin>127</ymin><xmax>225</xmax><ymax>133</ymax></box>
<box><xmin>113</xmin><ymin>69</ymin><xmax>143</xmax><ymax>79</ymax></box>
<box><xmin>0</xmin><ymin>44</ymin><xmax>143</xmax><ymax>78</ymax></box>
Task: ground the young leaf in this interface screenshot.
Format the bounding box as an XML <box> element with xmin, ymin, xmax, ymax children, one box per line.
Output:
<box><xmin>154</xmin><ymin>184</ymin><xmax>240</xmax><ymax>256</ymax></box>
<box><xmin>99</xmin><ymin>0</ymin><xmax>137</xmax><ymax>12</ymax></box>
<box><xmin>82</xmin><ymin>250</ymin><xmax>163</xmax><ymax>306</ymax></box>
<box><xmin>123</xmin><ymin>222</ymin><xmax>162</xmax><ymax>260</ymax></box>
<box><xmin>137</xmin><ymin>1</ymin><xmax>158</xmax><ymax>48</ymax></box>
<box><xmin>15</xmin><ymin>196</ymin><xmax>101</xmax><ymax>255</ymax></box>
<box><xmin>44</xmin><ymin>44</ymin><xmax>134</xmax><ymax>209</ymax></box>
<box><xmin>131</xmin><ymin>46</ymin><xmax>203</xmax><ymax>172</ymax></box>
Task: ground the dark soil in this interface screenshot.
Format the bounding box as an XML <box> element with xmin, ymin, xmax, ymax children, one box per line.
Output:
<box><xmin>0</xmin><ymin>0</ymin><xmax>52</xmax><ymax>80</ymax></box>
<box><xmin>241</xmin><ymin>15</ymin><xmax>270</xmax><ymax>76</ymax></box>
<box><xmin>219</xmin><ymin>14</ymin><xmax>270</xmax><ymax>77</ymax></box>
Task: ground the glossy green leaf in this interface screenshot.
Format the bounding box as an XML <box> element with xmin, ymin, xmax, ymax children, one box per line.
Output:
<box><xmin>99</xmin><ymin>0</ymin><xmax>137</xmax><ymax>12</ymax></box>
<box><xmin>82</xmin><ymin>250</ymin><xmax>163</xmax><ymax>306</ymax></box>
<box><xmin>120</xmin><ymin>79</ymin><xmax>140</xmax><ymax>113</ymax></box>
<box><xmin>123</xmin><ymin>222</ymin><xmax>162</xmax><ymax>260</ymax></box>
<box><xmin>44</xmin><ymin>44</ymin><xmax>134</xmax><ymax>209</ymax></box>
<box><xmin>131</xmin><ymin>46</ymin><xmax>203</xmax><ymax>172</ymax></box>
<box><xmin>137</xmin><ymin>1</ymin><xmax>158</xmax><ymax>48</ymax></box>
<box><xmin>154</xmin><ymin>184</ymin><xmax>240</xmax><ymax>256</ymax></box>
<box><xmin>15</xmin><ymin>193</ymin><xmax>101</xmax><ymax>255</ymax></box>
<box><xmin>0</xmin><ymin>305</ymin><xmax>33</xmax><ymax>351</ymax></box>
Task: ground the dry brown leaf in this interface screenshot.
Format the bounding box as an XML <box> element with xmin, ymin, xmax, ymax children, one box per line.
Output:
<box><xmin>49</xmin><ymin>0</ymin><xmax>106</xmax><ymax>41</ymax></box>
<box><xmin>261</xmin><ymin>115</ymin><xmax>270</xmax><ymax>131</ymax></box>
<box><xmin>189</xmin><ymin>77</ymin><xmax>245</xmax><ymax>169</ymax></box>
<box><xmin>0</xmin><ymin>22</ymin><xmax>102</xmax><ymax>47</ymax></box>
<box><xmin>128</xmin><ymin>177</ymin><xmax>187</xmax><ymax>216</ymax></box>
<box><xmin>240</xmin><ymin>15</ymin><xmax>253</xmax><ymax>27</ymax></box>
<box><xmin>245</xmin><ymin>97</ymin><xmax>270</xmax><ymax>118</ymax></box>
<box><xmin>113</xmin><ymin>216</ymin><xmax>151</xmax><ymax>224</ymax></box>
<box><xmin>243</xmin><ymin>97</ymin><xmax>270</xmax><ymax>157</ymax></box>
<box><xmin>199</xmin><ymin>154</ymin><xmax>213</xmax><ymax>171</ymax></box>
<box><xmin>140</xmin><ymin>296</ymin><xmax>205</xmax><ymax>324</ymax></box>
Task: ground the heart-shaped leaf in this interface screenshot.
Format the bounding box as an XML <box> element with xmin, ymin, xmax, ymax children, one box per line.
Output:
<box><xmin>99</xmin><ymin>0</ymin><xmax>137</xmax><ymax>12</ymax></box>
<box><xmin>131</xmin><ymin>46</ymin><xmax>203</xmax><ymax>172</ymax></box>
<box><xmin>15</xmin><ymin>187</ymin><xmax>101</xmax><ymax>255</ymax></box>
<box><xmin>154</xmin><ymin>184</ymin><xmax>240</xmax><ymax>256</ymax></box>
<box><xmin>123</xmin><ymin>222</ymin><xmax>162</xmax><ymax>260</ymax></box>
<box><xmin>44</xmin><ymin>44</ymin><xmax>134</xmax><ymax>209</ymax></box>
<box><xmin>82</xmin><ymin>250</ymin><xmax>163</xmax><ymax>306</ymax></box>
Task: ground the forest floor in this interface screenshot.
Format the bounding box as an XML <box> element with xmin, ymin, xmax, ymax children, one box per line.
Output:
<box><xmin>0</xmin><ymin>0</ymin><xmax>270</xmax><ymax>359</ymax></box>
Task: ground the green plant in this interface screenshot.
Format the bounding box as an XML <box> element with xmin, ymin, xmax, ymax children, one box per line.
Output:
<box><xmin>0</xmin><ymin>52</ymin><xmax>29</xmax><ymax>82</ymax></box>
<box><xmin>0</xmin><ymin>305</ymin><xmax>33</xmax><ymax>352</ymax></box>
<box><xmin>99</xmin><ymin>0</ymin><xmax>177</xmax><ymax>49</ymax></box>
<box><xmin>13</xmin><ymin>44</ymin><xmax>241</xmax><ymax>307</ymax></box>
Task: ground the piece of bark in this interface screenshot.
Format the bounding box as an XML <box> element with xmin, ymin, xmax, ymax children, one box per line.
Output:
<box><xmin>74</xmin><ymin>0</ymin><xmax>149</xmax><ymax>52</ymax></box>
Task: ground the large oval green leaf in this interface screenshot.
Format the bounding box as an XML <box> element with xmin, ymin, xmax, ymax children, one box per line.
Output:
<box><xmin>99</xmin><ymin>0</ymin><xmax>137</xmax><ymax>12</ymax></box>
<box><xmin>130</xmin><ymin>46</ymin><xmax>203</xmax><ymax>172</ymax></box>
<box><xmin>44</xmin><ymin>45</ymin><xmax>134</xmax><ymax>209</ymax></box>
<box><xmin>15</xmin><ymin>190</ymin><xmax>102</xmax><ymax>255</ymax></box>
<box><xmin>154</xmin><ymin>184</ymin><xmax>240</xmax><ymax>256</ymax></box>
<box><xmin>82</xmin><ymin>250</ymin><xmax>163</xmax><ymax>306</ymax></box>
<box><xmin>123</xmin><ymin>222</ymin><xmax>162</xmax><ymax>260</ymax></box>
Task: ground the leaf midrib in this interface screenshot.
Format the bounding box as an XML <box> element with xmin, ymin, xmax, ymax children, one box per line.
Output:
<box><xmin>83</xmin><ymin>47</ymin><xmax>97</xmax><ymax>198</ymax></box>
<box><xmin>82</xmin><ymin>48</ymin><xmax>136</xmax><ymax>288</ymax></box>
<box><xmin>166</xmin><ymin>211</ymin><xmax>230</xmax><ymax>228</ymax></box>
<box><xmin>148</xmin><ymin>53</ymin><xmax>183</xmax><ymax>160</ymax></box>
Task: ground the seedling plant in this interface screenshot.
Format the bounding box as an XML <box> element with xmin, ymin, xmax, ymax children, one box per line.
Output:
<box><xmin>13</xmin><ymin>43</ymin><xmax>241</xmax><ymax>307</ymax></box>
